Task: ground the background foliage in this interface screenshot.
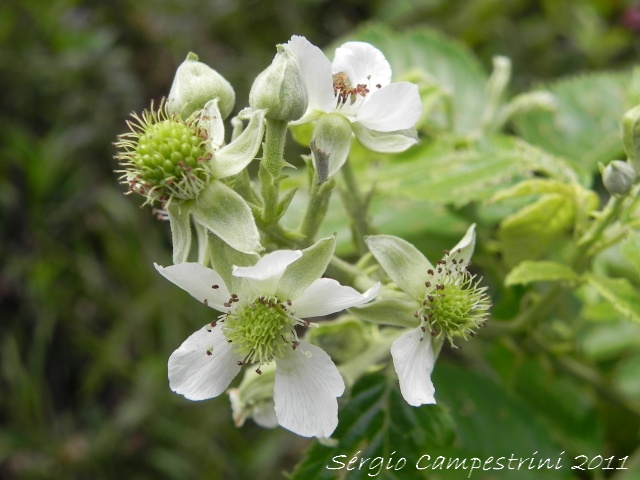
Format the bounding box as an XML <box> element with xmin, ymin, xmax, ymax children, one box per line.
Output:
<box><xmin>2</xmin><ymin>0</ymin><xmax>640</xmax><ymax>478</ymax></box>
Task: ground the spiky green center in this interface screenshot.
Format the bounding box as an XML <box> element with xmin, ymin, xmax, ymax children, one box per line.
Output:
<box><xmin>223</xmin><ymin>299</ymin><xmax>295</xmax><ymax>365</ymax></box>
<box><xmin>115</xmin><ymin>102</ymin><xmax>210</xmax><ymax>205</ymax></box>
<box><xmin>418</xmin><ymin>271</ymin><xmax>490</xmax><ymax>346</ymax></box>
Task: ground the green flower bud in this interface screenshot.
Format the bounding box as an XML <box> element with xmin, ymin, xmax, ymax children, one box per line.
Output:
<box><xmin>227</xmin><ymin>364</ymin><xmax>277</xmax><ymax>429</ymax></box>
<box><xmin>602</xmin><ymin>160</ymin><xmax>637</xmax><ymax>196</ymax></box>
<box><xmin>167</xmin><ymin>52</ymin><xmax>235</xmax><ymax>120</ymax></box>
<box><xmin>249</xmin><ymin>44</ymin><xmax>308</xmax><ymax>121</ymax></box>
<box><xmin>305</xmin><ymin>317</ymin><xmax>370</xmax><ymax>364</ymax></box>
<box><xmin>114</xmin><ymin>99</ymin><xmax>211</xmax><ymax>205</ymax></box>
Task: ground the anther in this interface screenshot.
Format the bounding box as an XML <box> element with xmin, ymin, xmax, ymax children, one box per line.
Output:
<box><xmin>212</xmin><ymin>284</ymin><xmax>219</xmax><ymax>289</ymax></box>
<box><xmin>204</xmin><ymin>299</ymin><xmax>209</xmax><ymax>306</ymax></box>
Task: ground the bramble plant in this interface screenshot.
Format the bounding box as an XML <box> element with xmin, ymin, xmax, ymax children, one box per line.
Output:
<box><xmin>115</xmin><ymin>29</ymin><xmax>640</xmax><ymax>476</ymax></box>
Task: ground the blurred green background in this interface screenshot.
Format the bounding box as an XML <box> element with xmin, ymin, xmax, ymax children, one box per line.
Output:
<box><xmin>2</xmin><ymin>0</ymin><xmax>640</xmax><ymax>478</ymax></box>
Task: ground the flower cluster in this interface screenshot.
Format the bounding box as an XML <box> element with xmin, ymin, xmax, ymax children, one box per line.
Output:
<box><xmin>113</xmin><ymin>35</ymin><xmax>490</xmax><ymax>439</ymax></box>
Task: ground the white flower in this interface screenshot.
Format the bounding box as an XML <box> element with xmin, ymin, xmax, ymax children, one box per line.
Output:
<box><xmin>364</xmin><ymin>225</ymin><xmax>490</xmax><ymax>406</ymax></box>
<box><xmin>156</xmin><ymin>242</ymin><xmax>379</xmax><ymax>437</ymax></box>
<box><xmin>286</xmin><ymin>36</ymin><xmax>422</xmax><ymax>178</ymax></box>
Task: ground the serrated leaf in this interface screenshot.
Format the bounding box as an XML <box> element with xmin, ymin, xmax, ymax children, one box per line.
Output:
<box><xmin>514</xmin><ymin>72</ymin><xmax>631</xmax><ymax>173</ymax></box>
<box><xmin>586</xmin><ymin>274</ymin><xmax>640</xmax><ymax>322</ymax></box>
<box><xmin>375</xmin><ymin>136</ymin><xmax>526</xmax><ymax>207</ymax></box>
<box><xmin>505</xmin><ymin>260</ymin><xmax>579</xmax><ymax>286</ymax></box>
<box><xmin>499</xmin><ymin>194</ymin><xmax>575</xmax><ymax>266</ymax></box>
<box><xmin>341</xmin><ymin>24</ymin><xmax>488</xmax><ymax>133</ymax></box>
<box><xmin>289</xmin><ymin>372</ymin><xmax>455</xmax><ymax>480</ymax></box>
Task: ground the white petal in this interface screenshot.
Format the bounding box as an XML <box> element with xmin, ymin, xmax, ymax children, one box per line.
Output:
<box><xmin>447</xmin><ymin>224</ymin><xmax>476</xmax><ymax>266</ymax></box>
<box><xmin>274</xmin><ymin>341</ymin><xmax>344</xmax><ymax>437</ymax></box>
<box><xmin>291</xmin><ymin>278</ymin><xmax>380</xmax><ymax>318</ymax></box>
<box><xmin>390</xmin><ymin>328</ymin><xmax>436</xmax><ymax>406</ymax></box>
<box><xmin>168</xmin><ymin>325</ymin><xmax>242</xmax><ymax>401</ymax></box>
<box><xmin>332</xmin><ymin>41</ymin><xmax>391</xmax><ymax>88</ymax></box>
<box><xmin>287</xmin><ymin>35</ymin><xmax>336</xmax><ymax>113</ymax></box>
<box><xmin>355</xmin><ymin>82</ymin><xmax>422</xmax><ymax>132</ymax></box>
<box><xmin>252</xmin><ymin>400</ymin><xmax>279</xmax><ymax>429</ymax></box>
<box><xmin>352</xmin><ymin>123</ymin><xmax>418</xmax><ymax>153</ymax></box>
<box><xmin>232</xmin><ymin>250</ymin><xmax>302</xmax><ymax>297</ymax></box>
<box><xmin>155</xmin><ymin>262</ymin><xmax>231</xmax><ymax>311</ymax></box>
<box><xmin>200</xmin><ymin>99</ymin><xmax>225</xmax><ymax>151</ymax></box>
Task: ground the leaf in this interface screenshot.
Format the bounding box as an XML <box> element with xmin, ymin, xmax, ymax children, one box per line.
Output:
<box><xmin>291</xmin><ymin>364</ymin><xmax>570</xmax><ymax>479</ymax></box>
<box><xmin>621</xmin><ymin>233</ymin><xmax>640</xmax><ymax>277</ymax></box>
<box><xmin>505</xmin><ymin>261</ymin><xmax>579</xmax><ymax>286</ymax></box>
<box><xmin>341</xmin><ymin>24</ymin><xmax>488</xmax><ymax>133</ymax></box>
<box><xmin>586</xmin><ymin>274</ymin><xmax>640</xmax><ymax>322</ymax></box>
<box><xmin>289</xmin><ymin>371</ymin><xmax>455</xmax><ymax>480</ymax></box>
<box><xmin>498</xmin><ymin>194</ymin><xmax>575</xmax><ymax>267</ymax></box>
<box><xmin>374</xmin><ymin>136</ymin><xmax>526</xmax><ymax>207</ymax></box>
<box><xmin>513</xmin><ymin>72</ymin><xmax>631</xmax><ymax>173</ymax></box>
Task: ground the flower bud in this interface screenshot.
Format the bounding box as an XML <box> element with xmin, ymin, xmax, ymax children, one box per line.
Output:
<box><xmin>249</xmin><ymin>44</ymin><xmax>308</xmax><ymax>121</ymax></box>
<box><xmin>602</xmin><ymin>160</ymin><xmax>637</xmax><ymax>195</ymax></box>
<box><xmin>167</xmin><ymin>52</ymin><xmax>235</xmax><ymax>120</ymax></box>
<box><xmin>305</xmin><ymin>317</ymin><xmax>370</xmax><ymax>364</ymax></box>
<box><xmin>227</xmin><ymin>364</ymin><xmax>278</xmax><ymax>429</ymax></box>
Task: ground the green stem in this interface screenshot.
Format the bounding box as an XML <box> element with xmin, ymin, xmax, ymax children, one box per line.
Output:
<box><xmin>339</xmin><ymin>159</ymin><xmax>371</xmax><ymax>255</ymax></box>
<box><xmin>571</xmin><ymin>194</ymin><xmax>625</xmax><ymax>272</ymax></box>
<box><xmin>299</xmin><ymin>176</ymin><xmax>335</xmax><ymax>246</ymax></box>
<box><xmin>260</xmin><ymin>118</ymin><xmax>288</xmax><ymax>225</ymax></box>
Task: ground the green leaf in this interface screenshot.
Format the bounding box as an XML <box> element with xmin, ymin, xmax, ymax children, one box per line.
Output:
<box><xmin>365</xmin><ymin>234</ymin><xmax>433</xmax><ymax>299</ymax></box>
<box><xmin>514</xmin><ymin>72</ymin><xmax>631</xmax><ymax>173</ymax></box>
<box><xmin>191</xmin><ymin>180</ymin><xmax>262</xmax><ymax>254</ymax></box>
<box><xmin>505</xmin><ymin>261</ymin><xmax>579</xmax><ymax>286</ymax></box>
<box><xmin>289</xmin><ymin>372</ymin><xmax>456</xmax><ymax>480</ymax></box>
<box><xmin>621</xmin><ymin>233</ymin><xmax>640</xmax><ymax>277</ymax></box>
<box><xmin>498</xmin><ymin>193</ymin><xmax>575</xmax><ymax>267</ymax></box>
<box><xmin>342</xmin><ymin>24</ymin><xmax>488</xmax><ymax>133</ymax></box>
<box><xmin>374</xmin><ymin>135</ymin><xmax>580</xmax><ymax>208</ymax></box>
<box><xmin>586</xmin><ymin>274</ymin><xmax>640</xmax><ymax>322</ymax></box>
<box><xmin>277</xmin><ymin>236</ymin><xmax>335</xmax><ymax>300</ymax></box>
<box><xmin>167</xmin><ymin>203</ymin><xmax>192</xmax><ymax>264</ymax></box>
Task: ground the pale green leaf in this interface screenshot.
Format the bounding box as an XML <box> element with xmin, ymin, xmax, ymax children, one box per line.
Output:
<box><xmin>514</xmin><ymin>72</ymin><xmax>631</xmax><ymax>173</ymax></box>
<box><xmin>498</xmin><ymin>194</ymin><xmax>574</xmax><ymax>267</ymax></box>
<box><xmin>586</xmin><ymin>274</ymin><xmax>640</xmax><ymax>322</ymax></box>
<box><xmin>505</xmin><ymin>261</ymin><xmax>579</xmax><ymax>286</ymax></box>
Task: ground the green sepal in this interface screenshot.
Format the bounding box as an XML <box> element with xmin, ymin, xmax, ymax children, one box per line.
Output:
<box><xmin>310</xmin><ymin>113</ymin><xmax>353</xmax><ymax>180</ymax></box>
<box><xmin>305</xmin><ymin>316</ymin><xmax>371</xmax><ymax>364</ymax></box>
<box><xmin>505</xmin><ymin>261</ymin><xmax>579</xmax><ymax>286</ymax></box>
<box><xmin>349</xmin><ymin>296</ymin><xmax>419</xmax><ymax>328</ymax></box>
<box><xmin>365</xmin><ymin>234</ymin><xmax>433</xmax><ymax>299</ymax></box>
<box><xmin>210</xmin><ymin>108</ymin><xmax>266</xmax><ymax>178</ymax></box>
<box><xmin>207</xmin><ymin>234</ymin><xmax>260</xmax><ymax>294</ymax></box>
<box><xmin>276</xmin><ymin>187</ymin><xmax>298</xmax><ymax>221</ymax></box>
<box><xmin>191</xmin><ymin>180</ymin><xmax>262</xmax><ymax>254</ymax></box>
<box><xmin>276</xmin><ymin>236</ymin><xmax>336</xmax><ymax>300</ymax></box>
<box><xmin>167</xmin><ymin>203</ymin><xmax>192</xmax><ymax>264</ymax></box>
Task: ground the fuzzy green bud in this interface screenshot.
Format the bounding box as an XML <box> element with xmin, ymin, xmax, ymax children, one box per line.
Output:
<box><xmin>602</xmin><ymin>160</ymin><xmax>637</xmax><ymax>195</ymax></box>
<box><xmin>167</xmin><ymin>52</ymin><xmax>235</xmax><ymax>120</ymax></box>
<box><xmin>249</xmin><ymin>44</ymin><xmax>308</xmax><ymax>121</ymax></box>
<box><xmin>228</xmin><ymin>365</ymin><xmax>277</xmax><ymax>429</ymax></box>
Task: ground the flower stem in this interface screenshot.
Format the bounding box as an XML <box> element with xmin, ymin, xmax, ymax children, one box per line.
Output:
<box><xmin>299</xmin><ymin>175</ymin><xmax>335</xmax><ymax>246</ymax></box>
<box><xmin>338</xmin><ymin>158</ymin><xmax>371</xmax><ymax>255</ymax></box>
<box><xmin>260</xmin><ymin>118</ymin><xmax>288</xmax><ymax>225</ymax></box>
